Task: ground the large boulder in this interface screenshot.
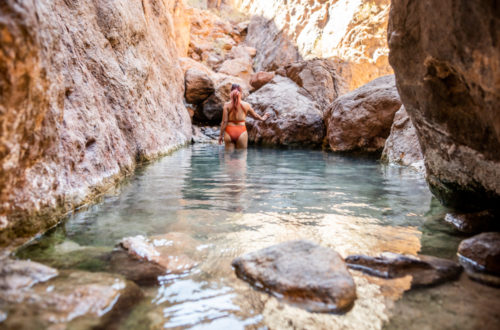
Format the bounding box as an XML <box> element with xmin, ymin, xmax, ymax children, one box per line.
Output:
<box><xmin>458</xmin><ymin>232</ymin><xmax>500</xmax><ymax>286</ymax></box>
<box><xmin>444</xmin><ymin>210</ymin><xmax>499</xmax><ymax>235</ymax></box>
<box><xmin>325</xmin><ymin>75</ymin><xmax>402</xmax><ymax>153</ymax></box>
<box><xmin>381</xmin><ymin>105</ymin><xmax>424</xmax><ymax>171</ymax></box>
<box><xmin>388</xmin><ymin>1</ymin><xmax>500</xmax><ymax>212</ymax></box>
<box><xmin>185</xmin><ymin>68</ymin><xmax>215</xmax><ymax>104</ymax></box>
<box><xmin>250</xmin><ymin>71</ymin><xmax>275</xmax><ymax>91</ymax></box>
<box><xmin>246</xmin><ymin>76</ymin><xmax>325</xmax><ymax>147</ymax></box>
<box><xmin>217</xmin><ymin>57</ymin><xmax>254</xmax><ymax>84</ymax></box>
<box><xmin>232</xmin><ymin>240</ymin><xmax>357</xmax><ymax>313</ymax></box>
<box><xmin>279</xmin><ymin>59</ymin><xmax>347</xmax><ymax>112</ymax></box>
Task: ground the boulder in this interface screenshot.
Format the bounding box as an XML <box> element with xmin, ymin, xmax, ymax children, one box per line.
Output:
<box><xmin>345</xmin><ymin>252</ymin><xmax>462</xmax><ymax>288</ymax></box>
<box><xmin>325</xmin><ymin>75</ymin><xmax>402</xmax><ymax>153</ymax></box>
<box><xmin>179</xmin><ymin>57</ymin><xmax>214</xmax><ymax>75</ymax></box>
<box><xmin>0</xmin><ymin>269</ymin><xmax>142</xmax><ymax>329</ymax></box>
<box><xmin>227</xmin><ymin>45</ymin><xmax>256</xmax><ymax>61</ymax></box>
<box><xmin>458</xmin><ymin>232</ymin><xmax>500</xmax><ymax>286</ymax></box>
<box><xmin>232</xmin><ymin>240</ymin><xmax>356</xmax><ymax>313</ymax></box>
<box><xmin>0</xmin><ymin>258</ymin><xmax>58</xmax><ymax>291</ymax></box>
<box><xmin>185</xmin><ymin>69</ymin><xmax>215</xmax><ymax>104</ymax></box>
<box><xmin>246</xmin><ymin>76</ymin><xmax>325</xmax><ymax>147</ymax></box>
<box><xmin>250</xmin><ymin>71</ymin><xmax>275</xmax><ymax>91</ymax></box>
<box><xmin>192</xmin><ymin>125</ymin><xmax>219</xmax><ymax>144</ymax></box>
<box><xmin>444</xmin><ymin>210</ymin><xmax>499</xmax><ymax>234</ymax></box>
<box><xmin>381</xmin><ymin>105</ymin><xmax>424</xmax><ymax>171</ymax></box>
<box><xmin>280</xmin><ymin>59</ymin><xmax>347</xmax><ymax>112</ymax></box>
<box><xmin>388</xmin><ymin>1</ymin><xmax>500</xmax><ymax>212</ymax></box>
<box><xmin>111</xmin><ymin>234</ymin><xmax>199</xmax><ymax>284</ymax></box>
<box><xmin>217</xmin><ymin>57</ymin><xmax>254</xmax><ymax>83</ymax></box>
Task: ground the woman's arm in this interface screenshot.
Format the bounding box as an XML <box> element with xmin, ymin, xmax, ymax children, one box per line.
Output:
<box><xmin>246</xmin><ymin>103</ymin><xmax>270</xmax><ymax>121</ymax></box>
<box><xmin>219</xmin><ymin>104</ymin><xmax>228</xmax><ymax>144</ymax></box>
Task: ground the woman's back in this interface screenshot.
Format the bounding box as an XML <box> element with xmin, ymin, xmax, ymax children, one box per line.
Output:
<box><xmin>226</xmin><ymin>101</ymin><xmax>248</xmax><ymax>122</ymax></box>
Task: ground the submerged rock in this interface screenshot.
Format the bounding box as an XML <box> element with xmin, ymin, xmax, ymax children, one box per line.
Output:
<box><xmin>325</xmin><ymin>75</ymin><xmax>401</xmax><ymax>153</ymax></box>
<box><xmin>345</xmin><ymin>252</ymin><xmax>461</xmax><ymax>288</ymax></box>
<box><xmin>232</xmin><ymin>240</ymin><xmax>357</xmax><ymax>313</ymax></box>
<box><xmin>250</xmin><ymin>71</ymin><xmax>275</xmax><ymax>91</ymax></box>
<box><xmin>185</xmin><ymin>68</ymin><xmax>215</xmax><ymax>104</ymax></box>
<box><xmin>388</xmin><ymin>1</ymin><xmax>500</xmax><ymax>212</ymax></box>
<box><xmin>381</xmin><ymin>105</ymin><xmax>425</xmax><ymax>172</ymax></box>
<box><xmin>444</xmin><ymin>211</ymin><xmax>499</xmax><ymax>234</ymax></box>
<box><xmin>0</xmin><ymin>270</ymin><xmax>142</xmax><ymax>329</ymax></box>
<box><xmin>0</xmin><ymin>258</ymin><xmax>58</xmax><ymax>291</ymax></box>
<box><xmin>458</xmin><ymin>232</ymin><xmax>500</xmax><ymax>286</ymax></box>
<box><xmin>246</xmin><ymin>76</ymin><xmax>325</xmax><ymax>147</ymax></box>
<box><xmin>111</xmin><ymin>234</ymin><xmax>198</xmax><ymax>284</ymax></box>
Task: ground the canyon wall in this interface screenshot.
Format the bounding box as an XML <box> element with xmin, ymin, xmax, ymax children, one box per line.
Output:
<box><xmin>0</xmin><ymin>0</ymin><xmax>192</xmax><ymax>246</ymax></box>
<box><xmin>388</xmin><ymin>0</ymin><xmax>500</xmax><ymax>212</ymax></box>
<box><xmin>233</xmin><ymin>0</ymin><xmax>393</xmax><ymax>90</ymax></box>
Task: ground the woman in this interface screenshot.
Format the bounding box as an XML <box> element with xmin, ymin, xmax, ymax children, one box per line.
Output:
<box><xmin>218</xmin><ymin>84</ymin><xmax>269</xmax><ymax>149</ymax></box>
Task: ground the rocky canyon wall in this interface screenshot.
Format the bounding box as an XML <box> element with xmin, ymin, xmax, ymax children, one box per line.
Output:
<box><xmin>388</xmin><ymin>0</ymin><xmax>500</xmax><ymax>212</ymax></box>
<box><xmin>0</xmin><ymin>0</ymin><xmax>192</xmax><ymax>246</ymax></box>
<box><xmin>233</xmin><ymin>0</ymin><xmax>393</xmax><ymax>90</ymax></box>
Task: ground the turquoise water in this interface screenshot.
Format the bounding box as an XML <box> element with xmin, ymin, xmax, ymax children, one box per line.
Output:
<box><xmin>16</xmin><ymin>144</ymin><xmax>500</xmax><ymax>329</ymax></box>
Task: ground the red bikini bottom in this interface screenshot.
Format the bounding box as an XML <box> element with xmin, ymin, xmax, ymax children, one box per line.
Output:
<box><xmin>225</xmin><ymin>125</ymin><xmax>247</xmax><ymax>143</ymax></box>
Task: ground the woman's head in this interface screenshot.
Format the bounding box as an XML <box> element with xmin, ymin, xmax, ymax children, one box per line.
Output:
<box><xmin>230</xmin><ymin>84</ymin><xmax>242</xmax><ymax>113</ymax></box>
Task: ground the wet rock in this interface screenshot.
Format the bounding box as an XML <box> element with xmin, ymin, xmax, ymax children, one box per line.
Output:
<box><xmin>381</xmin><ymin>106</ymin><xmax>424</xmax><ymax>172</ymax></box>
<box><xmin>232</xmin><ymin>240</ymin><xmax>356</xmax><ymax>313</ymax></box>
<box><xmin>0</xmin><ymin>0</ymin><xmax>192</xmax><ymax>245</ymax></box>
<box><xmin>192</xmin><ymin>125</ymin><xmax>220</xmax><ymax>144</ymax></box>
<box><xmin>444</xmin><ymin>211</ymin><xmax>499</xmax><ymax>234</ymax></box>
<box><xmin>217</xmin><ymin>57</ymin><xmax>254</xmax><ymax>83</ymax></box>
<box><xmin>250</xmin><ymin>71</ymin><xmax>275</xmax><ymax>91</ymax></box>
<box><xmin>246</xmin><ymin>76</ymin><xmax>325</xmax><ymax>147</ymax></box>
<box><xmin>280</xmin><ymin>59</ymin><xmax>347</xmax><ymax>113</ymax></box>
<box><xmin>185</xmin><ymin>69</ymin><xmax>215</xmax><ymax>104</ymax></box>
<box><xmin>0</xmin><ymin>258</ymin><xmax>58</xmax><ymax>291</ymax></box>
<box><xmin>111</xmin><ymin>234</ymin><xmax>198</xmax><ymax>284</ymax></box>
<box><xmin>388</xmin><ymin>1</ymin><xmax>500</xmax><ymax>212</ymax></box>
<box><xmin>0</xmin><ymin>270</ymin><xmax>142</xmax><ymax>329</ymax></box>
<box><xmin>458</xmin><ymin>232</ymin><xmax>500</xmax><ymax>286</ymax></box>
<box><xmin>325</xmin><ymin>75</ymin><xmax>402</xmax><ymax>153</ymax></box>
<box><xmin>346</xmin><ymin>252</ymin><xmax>462</xmax><ymax>288</ymax></box>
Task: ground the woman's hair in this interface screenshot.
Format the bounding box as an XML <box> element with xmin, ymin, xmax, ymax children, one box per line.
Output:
<box><xmin>229</xmin><ymin>84</ymin><xmax>243</xmax><ymax>115</ymax></box>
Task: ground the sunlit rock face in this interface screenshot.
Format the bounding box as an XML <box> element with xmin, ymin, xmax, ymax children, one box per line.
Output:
<box><xmin>388</xmin><ymin>1</ymin><xmax>500</xmax><ymax>212</ymax></box>
<box><xmin>0</xmin><ymin>0</ymin><xmax>192</xmax><ymax>245</ymax></box>
<box><xmin>233</xmin><ymin>0</ymin><xmax>393</xmax><ymax>91</ymax></box>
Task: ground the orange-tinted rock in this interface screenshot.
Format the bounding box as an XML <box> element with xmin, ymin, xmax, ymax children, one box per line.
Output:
<box><xmin>217</xmin><ymin>57</ymin><xmax>254</xmax><ymax>83</ymax></box>
<box><xmin>185</xmin><ymin>69</ymin><xmax>215</xmax><ymax>104</ymax></box>
<box><xmin>250</xmin><ymin>71</ymin><xmax>275</xmax><ymax>90</ymax></box>
<box><xmin>388</xmin><ymin>1</ymin><xmax>500</xmax><ymax>212</ymax></box>
<box><xmin>325</xmin><ymin>75</ymin><xmax>401</xmax><ymax>153</ymax></box>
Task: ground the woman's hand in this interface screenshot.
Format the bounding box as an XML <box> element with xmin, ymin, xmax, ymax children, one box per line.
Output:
<box><xmin>218</xmin><ymin>135</ymin><xmax>223</xmax><ymax>145</ymax></box>
<box><xmin>262</xmin><ymin>113</ymin><xmax>270</xmax><ymax>121</ymax></box>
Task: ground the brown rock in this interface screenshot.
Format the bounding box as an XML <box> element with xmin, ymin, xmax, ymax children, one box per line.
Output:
<box><xmin>381</xmin><ymin>105</ymin><xmax>424</xmax><ymax>171</ymax></box>
<box><xmin>281</xmin><ymin>59</ymin><xmax>347</xmax><ymax>112</ymax></box>
<box><xmin>246</xmin><ymin>76</ymin><xmax>325</xmax><ymax>147</ymax></box>
<box><xmin>179</xmin><ymin>57</ymin><xmax>214</xmax><ymax>75</ymax></box>
<box><xmin>250</xmin><ymin>71</ymin><xmax>275</xmax><ymax>91</ymax></box>
<box><xmin>232</xmin><ymin>240</ymin><xmax>357</xmax><ymax>313</ymax></box>
<box><xmin>217</xmin><ymin>57</ymin><xmax>254</xmax><ymax>83</ymax></box>
<box><xmin>0</xmin><ymin>258</ymin><xmax>58</xmax><ymax>291</ymax></box>
<box><xmin>0</xmin><ymin>0</ymin><xmax>192</xmax><ymax>246</ymax></box>
<box><xmin>444</xmin><ymin>210</ymin><xmax>499</xmax><ymax>235</ymax></box>
<box><xmin>388</xmin><ymin>1</ymin><xmax>500</xmax><ymax>212</ymax></box>
<box><xmin>458</xmin><ymin>232</ymin><xmax>500</xmax><ymax>286</ymax></box>
<box><xmin>185</xmin><ymin>69</ymin><xmax>215</xmax><ymax>104</ymax></box>
<box><xmin>345</xmin><ymin>252</ymin><xmax>462</xmax><ymax>288</ymax></box>
<box><xmin>325</xmin><ymin>75</ymin><xmax>402</xmax><ymax>153</ymax></box>
<box><xmin>227</xmin><ymin>45</ymin><xmax>257</xmax><ymax>61</ymax></box>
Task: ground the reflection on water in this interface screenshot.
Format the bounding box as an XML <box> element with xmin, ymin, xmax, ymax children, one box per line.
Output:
<box><xmin>17</xmin><ymin>145</ymin><xmax>500</xmax><ymax>329</ymax></box>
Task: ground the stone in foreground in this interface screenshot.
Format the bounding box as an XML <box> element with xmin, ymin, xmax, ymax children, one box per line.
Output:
<box><xmin>231</xmin><ymin>240</ymin><xmax>356</xmax><ymax>313</ymax></box>
<box><xmin>444</xmin><ymin>211</ymin><xmax>499</xmax><ymax>235</ymax></box>
<box><xmin>345</xmin><ymin>252</ymin><xmax>461</xmax><ymax>288</ymax></box>
<box><xmin>458</xmin><ymin>232</ymin><xmax>500</xmax><ymax>287</ymax></box>
<box><xmin>0</xmin><ymin>257</ymin><xmax>58</xmax><ymax>291</ymax></box>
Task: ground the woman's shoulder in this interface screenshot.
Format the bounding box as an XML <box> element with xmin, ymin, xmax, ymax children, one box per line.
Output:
<box><xmin>240</xmin><ymin>101</ymin><xmax>251</xmax><ymax>108</ymax></box>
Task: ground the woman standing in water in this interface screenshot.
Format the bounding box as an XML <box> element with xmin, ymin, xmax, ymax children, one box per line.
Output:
<box><xmin>218</xmin><ymin>84</ymin><xmax>269</xmax><ymax>149</ymax></box>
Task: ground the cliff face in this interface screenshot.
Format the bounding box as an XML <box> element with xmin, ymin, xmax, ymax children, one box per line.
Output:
<box><xmin>0</xmin><ymin>0</ymin><xmax>192</xmax><ymax>245</ymax></box>
<box><xmin>234</xmin><ymin>0</ymin><xmax>393</xmax><ymax>90</ymax></box>
<box><xmin>388</xmin><ymin>0</ymin><xmax>500</xmax><ymax>211</ymax></box>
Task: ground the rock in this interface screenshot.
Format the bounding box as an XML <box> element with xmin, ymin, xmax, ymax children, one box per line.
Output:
<box><xmin>0</xmin><ymin>270</ymin><xmax>142</xmax><ymax>329</ymax></box>
<box><xmin>444</xmin><ymin>211</ymin><xmax>499</xmax><ymax>234</ymax></box>
<box><xmin>227</xmin><ymin>45</ymin><xmax>257</xmax><ymax>61</ymax></box>
<box><xmin>458</xmin><ymin>232</ymin><xmax>500</xmax><ymax>286</ymax></box>
<box><xmin>250</xmin><ymin>71</ymin><xmax>275</xmax><ymax>91</ymax></box>
<box><xmin>239</xmin><ymin>0</ymin><xmax>393</xmax><ymax>90</ymax></box>
<box><xmin>280</xmin><ymin>59</ymin><xmax>347</xmax><ymax>112</ymax></box>
<box><xmin>179</xmin><ymin>57</ymin><xmax>214</xmax><ymax>75</ymax></box>
<box><xmin>345</xmin><ymin>253</ymin><xmax>462</xmax><ymax>288</ymax></box>
<box><xmin>185</xmin><ymin>69</ymin><xmax>215</xmax><ymax>104</ymax></box>
<box><xmin>246</xmin><ymin>76</ymin><xmax>325</xmax><ymax>147</ymax></box>
<box><xmin>388</xmin><ymin>1</ymin><xmax>500</xmax><ymax>212</ymax></box>
<box><xmin>381</xmin><ymin>105</ymin><xmax>425</xmax><ymax>171</ymax></box>
<box><xmin>192</xmin><ymin>125</ymin><xmax>219</xmax><ymax>144</ymax></box>
<box><xmin>217</xmin><ymin>57</ymin><xmax>254</xmax><ymax>83</ymax></box>
<box><xmin>232</xmin><ymin>240</ymin><xmax>356</xmax><ymax>313</ymax></box>
<box><xmin>235</xmin><ymin>21</ymin><xmax>249</xmax><ymax>36</ymax></box>
<box><xmin>201</xmin><ymin>51</ymin><xmax>225</xmax><ymax>71</ymax></box>
<box><xmin>197</xmin><ymin>74</ymin><xmax>249</xmax><ymax>124</ymax></box>
<box><xmin>0</xmin><ymin>258</ymin><xmax>58</xmax><ymax>291</ymax></box>
<box><xmin>0</xmin><ymin>0</ymin><xmax>192</xmax><ymax>246</ymax></box>
<box><xmin>325</xmin><ymin>75</ymin><xmax>402</xmax><ymax>153</ymax></box>
<box><xmin>111</xmin><ymin>234</ymin><xmax>198</xmax><ymax>284</ymax></box>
